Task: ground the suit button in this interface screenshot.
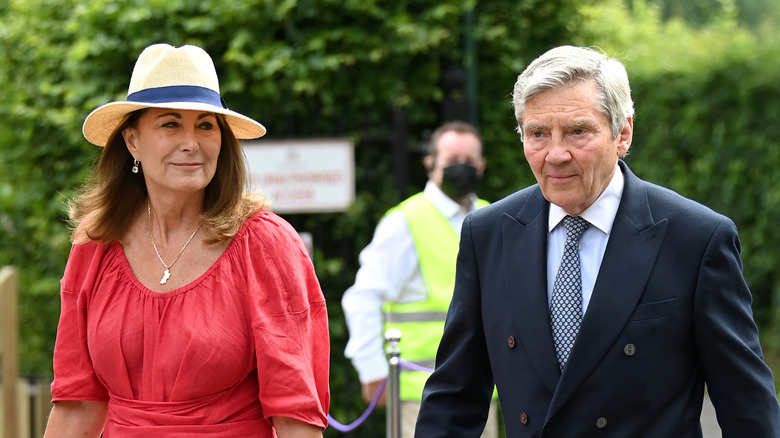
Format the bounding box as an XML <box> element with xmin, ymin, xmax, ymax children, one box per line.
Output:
<box><xmin>507</xmin><ymin>336</ymin><xmax>516</xmax><ymax>348</ymax></box>
<box><xmin>520</xmin><ymin>412</ymin><xmax>528</xmax><ymax>424</ymax></box>
<box><xmin>596</xmin><ymin>417</ymin><xmax>608</xmax><ymax>429</ymax></box>
<box><xmin>623</xmin><ymin>343</ymin><xmax>637</xmax><ymax>356</ymax></box>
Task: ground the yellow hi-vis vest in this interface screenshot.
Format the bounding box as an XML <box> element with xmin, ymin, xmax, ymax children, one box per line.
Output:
<box><xmin>383</xmin><ymin>193</ymin><xmax>489</xmax><ymax>401</ymax></box>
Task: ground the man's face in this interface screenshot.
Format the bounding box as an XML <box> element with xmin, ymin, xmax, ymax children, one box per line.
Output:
<box><xmin>426</xmin><ymin>130</ymin><xmax>485</xmax><ymax>188</ymax></box>
<box><xmin>521</xmin><ymin>81</ymin><xmax>632</xmax><ymax>215</ymax></box>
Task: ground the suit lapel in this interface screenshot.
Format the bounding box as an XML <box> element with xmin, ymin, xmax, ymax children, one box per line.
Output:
<box><xmin>501</xmin><ymin>187</ymin><xmax>561</xmax><ymax>395</ymax></box>
<box><xmin>547</xmin><ymin>162</ymin><xmax>669</xmax><ymax>417</ymax></box>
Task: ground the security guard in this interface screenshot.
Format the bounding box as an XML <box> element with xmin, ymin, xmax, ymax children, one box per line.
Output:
<box><xmin>342</xmin><ymin>121</ymin><xmax>497</xmax><ymax>438</ymax></box>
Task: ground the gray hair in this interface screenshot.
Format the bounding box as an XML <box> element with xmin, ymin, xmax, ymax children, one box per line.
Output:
<box><xmin>512</xmin><ymin>46</ymin><xmax>635</xmax><ymax>139</ymax></box>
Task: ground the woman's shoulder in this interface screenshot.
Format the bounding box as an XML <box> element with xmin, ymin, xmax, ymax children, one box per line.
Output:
<box><xmin>70</xmin><ymin>209</ymin><xmax>103</xmax><ymax>244</ymax></box>
<box><xmin>61</xmin><ymin>239</ymin><xmax>115</xmax><ymax>294</ymax></box>
<box><xmin>235</xmin><ymin>208</ymin><xmax>312</xmax><ymax>266</ymax></box>
<box><xmin>238</xmin><ymin>209</ymin><xmax>322</xmax><ymax>311</ymax></box>
<box><xmin>241</xmin><ymin>208</ymin><xmax>300</xmax><ymax>242</ymax></box>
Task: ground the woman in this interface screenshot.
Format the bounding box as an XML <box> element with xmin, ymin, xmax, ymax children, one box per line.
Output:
<box><xmin>44</xmin><ymin>43</ymin><xmax>329</xmax><ymax>437</ymax></box>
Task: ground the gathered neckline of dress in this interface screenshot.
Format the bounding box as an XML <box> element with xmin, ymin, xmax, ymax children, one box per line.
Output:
<box><xmin>110</xmin><ymin>213</ymin><xmax>256</xmax><ymax>298</ymax></box>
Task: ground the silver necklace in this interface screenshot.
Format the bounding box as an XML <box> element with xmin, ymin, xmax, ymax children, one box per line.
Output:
<box><xmin>147</xmin><ymin>201</ymin><xmax>202</xmax><ymax>285</ymax></box>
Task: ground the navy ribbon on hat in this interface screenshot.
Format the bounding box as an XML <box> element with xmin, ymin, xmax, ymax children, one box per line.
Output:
<box><xmin>127</xmin><ymin>85</ymin><xmax>228</xmax><ymax>109</ymax></box>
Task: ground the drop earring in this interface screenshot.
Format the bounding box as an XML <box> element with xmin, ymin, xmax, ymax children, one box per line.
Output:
<box><xmin>132</xmin><ymin>159</ymin><xmax>140</xmax><ymax>174</ymax></box>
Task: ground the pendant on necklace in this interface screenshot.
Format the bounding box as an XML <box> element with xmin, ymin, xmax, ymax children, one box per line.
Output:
<box><xmin>160</xmin><ymin>268</ymin><xmax>171</xmax><ymax>285</ymax></box>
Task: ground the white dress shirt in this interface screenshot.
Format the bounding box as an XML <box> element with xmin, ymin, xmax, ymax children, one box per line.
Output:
<box><xmin>547</xmin><ymin>165</ymin><xmax>624</xmax><ymax>314</ymax></box>
<box><xmin>342</xmin><ymin>181</ymin><xmax>477</xmax><ymax>383</ymax></box>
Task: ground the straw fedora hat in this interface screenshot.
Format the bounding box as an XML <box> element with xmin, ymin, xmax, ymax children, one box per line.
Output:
<box><xmin>82</xmin><ymin>43</ymin><xmax>266</xmax><ymax>146</ymax></box>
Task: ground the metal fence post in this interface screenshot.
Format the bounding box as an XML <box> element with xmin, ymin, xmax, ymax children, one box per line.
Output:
<box><xmin>385</xmin><ymin>328</ymin><xmax>402</xmax><ymax>438</ymax></box>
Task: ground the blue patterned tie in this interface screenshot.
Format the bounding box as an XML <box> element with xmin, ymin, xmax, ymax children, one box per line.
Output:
<box><xmin>550</xmin><ymin>215</ymin><xmax>589</xmax><ymax>370</ymax></box>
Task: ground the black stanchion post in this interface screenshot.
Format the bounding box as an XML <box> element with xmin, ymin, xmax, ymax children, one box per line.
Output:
<box><xmin>385</xmin><ymin>328</ymin><xmax>402</xmax><ymax>438</ymax></box>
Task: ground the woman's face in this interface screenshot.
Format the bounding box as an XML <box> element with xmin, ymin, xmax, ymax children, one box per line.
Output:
<box><xmin>123</xmin><ymin>108</ymin><xmax>222</xmax><ymax>198</ymax></box>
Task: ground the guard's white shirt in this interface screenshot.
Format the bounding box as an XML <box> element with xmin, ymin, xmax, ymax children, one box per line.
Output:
<box><xmin>342</xmin><ymin>181</ymin><xmax>477</xmax><ymax>383</ymax></box>
<box><xmin>547</xmin><ymin>165</ymin><xmax>624</xmax><ymax>314</ymax></box>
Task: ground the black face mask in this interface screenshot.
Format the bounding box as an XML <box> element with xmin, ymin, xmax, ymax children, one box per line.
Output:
<box><xmin>440</xmin><ymin>162</ymin><xmax>481</xmax><ymax>199</ymax></box>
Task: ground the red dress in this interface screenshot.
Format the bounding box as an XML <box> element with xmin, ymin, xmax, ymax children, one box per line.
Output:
<box><xmin>51</xmin><ymin>210</ymin><xmax>330</xmax><ymax>437</ymax></box>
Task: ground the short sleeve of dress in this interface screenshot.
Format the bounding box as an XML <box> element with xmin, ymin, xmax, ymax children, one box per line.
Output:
<box><xmin>50</xmin><ymin>241</ymin><xmax>110</xmax><ymax>402</ymax></box>
<box><xmin>243</xmin><ymin>211</ymin><xmax>330</xmax><ymax>429</ymax></box>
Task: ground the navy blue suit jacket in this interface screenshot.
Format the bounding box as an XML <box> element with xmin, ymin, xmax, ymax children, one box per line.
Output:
<box><xmin>415</xmin><ymin>161</ymin><xmax>780</xmax><ymax>437</ymax></box>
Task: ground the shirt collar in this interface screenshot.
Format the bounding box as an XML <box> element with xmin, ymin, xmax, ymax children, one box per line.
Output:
<box><xmin>548</xmin><ymin>164</ymin><xmax>625</xmax><ymax>234</ymax></box>
<box><xmin>423</xmin><ymin>180</ymin><xmax>477</xmax><ymax>218</ymax></box>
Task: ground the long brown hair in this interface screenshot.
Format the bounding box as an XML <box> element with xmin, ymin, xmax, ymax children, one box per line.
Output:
<box><xmin>68</xmin><ymin>110</ymin><xmax>266</xmax><ymax>244</ymax></box>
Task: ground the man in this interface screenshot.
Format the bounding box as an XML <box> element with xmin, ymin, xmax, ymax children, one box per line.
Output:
<box><xmin>415</xmin><ymin>46</ymin><xmax>780</xmax><ymax>437</ymax></box>
<box><xmin>342</xmin><ymin>121</ymin><xmax>497</xmax><ymax>438</ymax></box>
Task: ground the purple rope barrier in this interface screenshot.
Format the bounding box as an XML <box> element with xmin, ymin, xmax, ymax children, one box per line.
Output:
<box><xmin>327</xmin><ymin>378</ymin><xmax>388</xmax><ymax>432</ymax></box>
<box><xmin>326</xmin><ymin>360</ymin><xmax>433</xmax><ymax>433</ymax></box>
<box><xmin>398</xmin><ymin>358</ymin><xmax>433</xmax><ymax>374</ymax></box>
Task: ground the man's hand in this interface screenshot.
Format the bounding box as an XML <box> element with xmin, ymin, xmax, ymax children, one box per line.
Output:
<box><xmin>361</xmin><ymin>378</ymin><xmax>387</xmax><ymax>406</ymax></box>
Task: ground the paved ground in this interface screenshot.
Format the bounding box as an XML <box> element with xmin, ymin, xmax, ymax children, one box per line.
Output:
<box><xmin>701</xmin><ymin>393</ymin><xmax>722</xmax><ymax>437</ymax></box>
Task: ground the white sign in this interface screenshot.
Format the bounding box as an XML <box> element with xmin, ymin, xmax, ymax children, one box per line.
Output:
<box><xmin>242</xmin><ymin>139</ymin><xmax>355</xmax><ymax>213</ymax></box>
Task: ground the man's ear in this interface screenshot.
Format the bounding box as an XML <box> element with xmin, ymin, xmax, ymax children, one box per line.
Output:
<box><xmin>423</xmin><ymin>155</ymin><xmax>435</xmax><ymax>172</ymax></box>
<box><xmin>617</xmin><ymin>116</ymin><xmax>633</xmax><ymax>157</ymax></box>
